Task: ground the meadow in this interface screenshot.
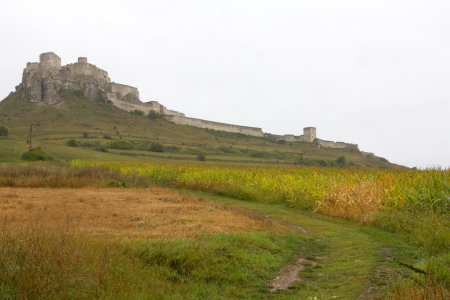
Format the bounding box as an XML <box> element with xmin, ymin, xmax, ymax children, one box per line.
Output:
<box><xmin>0</xmin><ymin>161</ymin><xmax>447</xmax><ymax>299</ymax></box>
<box><xmin>72</xmin><ymin>161</ymin><xmax>450</xmax><ymax>292</ymax></box>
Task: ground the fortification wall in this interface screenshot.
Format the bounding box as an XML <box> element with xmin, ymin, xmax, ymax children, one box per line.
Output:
<box><xmin>107</xmin><ymin>98</ymin><xmax>155</xmax><ymax>114</ymax></box>
<box><xmin>165</xmin><ymin>115</ymin><xmax>264</xmax><ymax>137</ymax></box>
<box><xmin>110</xmin><ymin>83</ymin><xmax>138</xmax><ymax>96</ymax></box>
<box><xmin>110</xmin><ymin>83</ymin><xmax>139</xmax><ymax>103</ymax></box>
<box><xmin>62</xmin><ymin>63</ymin><xmax>110</xmax><ymax>85</ymax></box>
<box><xmin>303</xmin><ymin>127</ymin><xmax>316</xmax><ymax>142</ymax></box>
<box><xmin>316</xmin><ymin>139</ymin><xmax>359</xmax><ymax>151</ymax></box>
<box><xmin>39</xmin><ymin>52</ymin><xmax>61</xmax><ymax>72</ymax></box>
<box><xmin>161</xmin><ymin>107</ymin><xmax>185</xmax><ymax>117</ymax></box>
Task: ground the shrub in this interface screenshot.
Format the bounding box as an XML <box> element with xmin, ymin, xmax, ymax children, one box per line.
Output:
<box><xmin>197</xmin><ymin>154</ymin><xmax>206</xmax><ymax>161</ymax></box>
<box><xmin>93</xmin><ymin>142</ymin><xmax>108</xmax><ymax>153</ymax></box>
<box><xmin>131</xmin><ymin>110</ymin><xmax>144</xmax><ymax>116</ymax></box>
<box><xmin>0</xmin><ymin>124</ymin><xmax>9</xmax><ymax>136</ymax></box>
<box><xmin>148</xmin><ymin>143</ymin><xmax>165</xmax><ymax>153</ymax></box>
<box><xmin>336</xmin><ymin>156</ymin><xmax>347</xmax><ymax>165</ymax></box>
<box><xmin>147</xmin><ymin>111</ymin><xmax>162</xmax><ymax>120</ymax></box>
<box><xmin>21</xmin><ymin>147</ymin><xmax>53</xmax><ymax>161</ymax></box>
<box><xmin>66</xmin><ymin>140</ymin><xmax>79</xmax><ymax>147</ymax></box>
<box><xmin>106</xmin><ymin>140</ymin><xmax>134</xmax><ymax>150</ymax></box>
<box><xmin>103</xmin><ymin>134</ymin><xmax>113</xmax><ymax>140</ymax></box>
<box><xmin>95</xmin><ymin>146</ymin><xmax>109</xmax><ymax>153</ymax></box>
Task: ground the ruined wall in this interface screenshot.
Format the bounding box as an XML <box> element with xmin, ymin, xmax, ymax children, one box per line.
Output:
<box><xmin>315</xmin><ymin>139</ymin><xmax>359</xmax><ymax>151</ymax></box>
<box><xmin>276</xmin><ymin>134</ymin><xmax>307</xmax><ymax>142</ymax></box>
<box><xmin>108</xmin><ymin>98</ymin><xmax>152</xmax><ymax>114</ymax></box>
<box><xmin>110</xmin><ymin>83</ymin><xmax>140</xmax><ymax>104</ymax></box>
<box><xmin>39</xmin><ymin>52</ymin><xmax>61</xmax><ymax>73</ymax></box>
<box><xmin>107</xmin><ymin>98</ymin><xmax>185</xmax><ymax>117</ymax></box>
<box><xmin>165</xmin><ymin>115</ymin><xmax>264</xmax><ymax>137</ymax></box>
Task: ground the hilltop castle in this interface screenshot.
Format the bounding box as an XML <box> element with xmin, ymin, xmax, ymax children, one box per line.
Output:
<box><xmin>19</xmin><ymin>52</ymin><xmax>358</xmax><ymax>150</ymax></box>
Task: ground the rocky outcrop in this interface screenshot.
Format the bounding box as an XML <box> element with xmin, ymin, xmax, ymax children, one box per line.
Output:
<box><xmin>20</xmin><ymin>52</ymin><xmax>139</xmax><ymax>105</ymax></box>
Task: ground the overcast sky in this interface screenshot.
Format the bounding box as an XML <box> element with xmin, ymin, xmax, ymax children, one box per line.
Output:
<box><xmin>1</xmin><ymin>0</ymin><xmax>449</xmax><ymax>168</ymax></box>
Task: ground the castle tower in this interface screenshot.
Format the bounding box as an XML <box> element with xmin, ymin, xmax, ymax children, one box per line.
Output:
<box><xmin>39</xmin><ymin>52</ymin><xmax>61</xmax><ymax>74</ymax></box>
<box><xmin>303</xmin><ymin>127</ymin><xmax>316</xmax><ymax>142</ymax></box>
<box><xmin>78</xmin><ymin>57</ymin><xmax>87</xmax><ymax>63</ymax></box>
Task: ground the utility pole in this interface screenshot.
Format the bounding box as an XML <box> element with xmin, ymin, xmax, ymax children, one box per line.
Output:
<box><xmin>29</xmin><ymin>124</ymin><xmax>33</xmax><ymax>150</ymax></box>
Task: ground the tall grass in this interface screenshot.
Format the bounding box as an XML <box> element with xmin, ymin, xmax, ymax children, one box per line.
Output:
<box><xmin>0</xmin><ymin>165</ymin><xmax>155</xmax><ymax>188</ymax></box>
<box><xmin>0</xmin><ymin>221</ymin><xmax>302</xmax><ymax>299</ymax></box>
<box><xmin>0</xmin><ymin>221</ymin><xmax>112</xmax><ymax>299</ymax></box>
<box><xmin>71</xmin><ymin>161</ymin><xmax>449</xmax><ymax>286</ymax></box>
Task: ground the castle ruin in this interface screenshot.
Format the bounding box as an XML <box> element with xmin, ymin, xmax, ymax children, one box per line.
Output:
<box><xmin>19</xmin><ymin>52</ymin><xmax>359</xmax><ymax>151</ymax></box>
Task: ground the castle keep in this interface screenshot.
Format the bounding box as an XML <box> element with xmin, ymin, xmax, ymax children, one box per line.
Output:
<box><xmin>19</xmin><ymin>52</ymin><xmax>358</xmax><ymax>150</ymax></box>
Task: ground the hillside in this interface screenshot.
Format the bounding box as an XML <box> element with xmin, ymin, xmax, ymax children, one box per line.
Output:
<box><xmin>0</xmin><ymin>89</ymin><xmax>396</xmax><ymax>167</ymax></box>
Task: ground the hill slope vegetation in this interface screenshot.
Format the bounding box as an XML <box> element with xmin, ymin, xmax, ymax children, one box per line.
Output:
<box><xmin>0</xmin><ymin>89</ymin><xmax>395</xmax><ymax>167</ymax></box>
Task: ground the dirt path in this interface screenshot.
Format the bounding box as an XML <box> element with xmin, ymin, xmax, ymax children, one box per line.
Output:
<box><xmin>197</xmin><ymin>192</ymin><xmax>419</xmax><ymax>299</ymax></box>
<box><xmin>270</xmin><ymin>257</ymin><xmax>317</xmax><ymax>293</ymax></box>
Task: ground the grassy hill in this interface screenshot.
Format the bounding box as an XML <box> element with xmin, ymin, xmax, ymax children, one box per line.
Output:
<box><xmin>0</xmin><ymin>89</ymin><xmax>397</xmax><ymax>167</ymax></box>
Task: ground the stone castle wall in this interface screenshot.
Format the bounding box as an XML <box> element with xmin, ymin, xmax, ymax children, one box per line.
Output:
<box><xmin>315</xmin><ymin>138</ymin><xmax>359</xmax><ymax>151</ymax></box>
<box><xmin>165</xmin><ymin>115</ymin><xmax>264</xmax><ymax>137</ymax></box>
<box><xmin>110</xmin><ymin>83</ymin><xmax>140</xmax><ymax>104</ymax></box>
<box><xmin>39</xmin><ymin>52</ymin><xmax>61</xmax><ymax>73</ymax></box>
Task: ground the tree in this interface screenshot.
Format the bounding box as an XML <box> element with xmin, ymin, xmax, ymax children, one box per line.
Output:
<box><xmin>0</xmin><ymin>124</ymin><xmax>9</xmax><ymax>136</ymax></box>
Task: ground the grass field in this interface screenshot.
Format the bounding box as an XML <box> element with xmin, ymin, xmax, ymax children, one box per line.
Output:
<box><xmin>0</xmin><ymin>164</ymin><xmax>447</xmax><ymax>299</ymax></box>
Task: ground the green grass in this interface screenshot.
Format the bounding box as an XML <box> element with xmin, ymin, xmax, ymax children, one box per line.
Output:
<box><xmin>0</xmin><ymin>228</ymin><xmax>304</xmax><ymax>299</ymax></box>
<box><xmin>193</xmin><ymin>192</ymin><xmax>421</xmax><ymax>299</ymax></box>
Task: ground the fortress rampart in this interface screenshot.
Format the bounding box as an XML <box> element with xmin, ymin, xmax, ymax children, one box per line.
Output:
<box><xmin>19</xmin><ymin>52</ymin><xmax>360</xmax><ymax>151</ymax></box>
<box><xmin>165</xmin><ymin>115</ymin><xmax>264</xmax><ymax>137</ymax></box>
<box><xmin>314</xmin><ymin>139</ymin><xmax>359</xmax><ymax>151</ymax></box>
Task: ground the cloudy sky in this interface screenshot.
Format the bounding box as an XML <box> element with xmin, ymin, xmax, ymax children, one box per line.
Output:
<box><xmin>1</xmin><ymin>0</ymin><xmax>449</xmax><ymax>167</ymax></box>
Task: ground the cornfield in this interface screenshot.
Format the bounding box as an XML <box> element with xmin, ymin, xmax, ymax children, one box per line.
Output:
<box><xmin>72</xmin><ymin>161</ymin><xmax>449</xmax><ymax>223</ymax></box>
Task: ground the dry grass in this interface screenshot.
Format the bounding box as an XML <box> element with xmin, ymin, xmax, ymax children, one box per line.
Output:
<box><xmin>388</xmin><ymin>281</ymin><xmax>449</xmax><ymax>300</ymax></box>
<box><xmin>315</xmin><ymin>181</ymin><xmax>384</xmax><ymax>224</ymax></box>
<box><xmin>0</xmin><ymin>166</ymin><xmax>155</xmax><ymax>188</ymax></box>
<box><xmin>0</xmin><ymin>187</ymin><xmax>283</xmax><ymax>239</ymax></box>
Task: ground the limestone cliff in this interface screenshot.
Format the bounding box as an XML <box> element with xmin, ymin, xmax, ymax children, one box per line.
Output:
<box><xmin>20</xmin><ymin>52</ymin><xmax>139</xmax><ymax>105</ymax></box>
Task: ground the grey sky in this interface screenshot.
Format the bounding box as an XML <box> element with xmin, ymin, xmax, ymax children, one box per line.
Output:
<box><xmin>1</xmin><ymin>0</ymin><xmax>449</xmax><ymax>168</ymax></box>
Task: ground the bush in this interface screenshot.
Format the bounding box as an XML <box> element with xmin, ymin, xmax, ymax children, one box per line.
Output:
<box><xmin>93</xmin><ymin>142</ymin><xmax>109</xmax><ymax>153</ymax></box>
<box><xmin>106</xmin><ymin>140</ymin><xmax>134</xmax><ymax>150</ymax></box>
<box><xmin>21</xmin><ymin>147</ymin><xmax>53</xmax><ymax>161</ymax></box>
<box><xmin>131</xmin><ymin>110</ymin><xmax>144</xmax><ymax>116</ymax></box>
<box><xmin>336</xmin><ymin>156</ymin><xmax>347</xmax><ymax>165</ymax></box>
<box><xmin>103</xmin><ymin>134</ymin><xmax>113</xmax><ymax>140</ymax></box>
<box><xmin>147</xmin><ymin>111</ymin><xmax>162</xmax><ymax>120</ymax></box>
<box><xmin>148</xmin><ymin>143</ymin><xmax>165</xmax><ymax>153</ymax></box>
<box><xmin>197</xmin><ymin>154</ymin><xmax>206</xmax><ymax>161</ymax></box>
<box><xmin>66</xmin><ymin>140</ymin><xmax>79</xmax><ymax>147</ymax></box>
<box><xmin>95</xmin><ymin>146</ymin><xmax>109</xmax><ymax>153</ymax></box>
<box><xmin>0</xmin><ymin>124</ymin><xmax>9</xmax><ymax>136</ymax></box>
